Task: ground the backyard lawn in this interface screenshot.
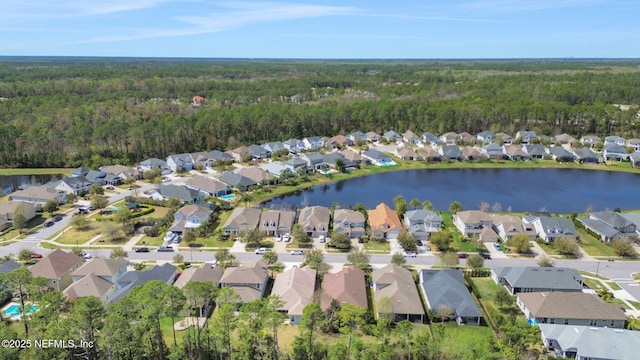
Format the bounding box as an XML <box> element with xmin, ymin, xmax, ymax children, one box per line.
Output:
<box><xmin>577</xmin><ymin>229</ymin><xmax>617</xmax><ymax>257</ymax></box>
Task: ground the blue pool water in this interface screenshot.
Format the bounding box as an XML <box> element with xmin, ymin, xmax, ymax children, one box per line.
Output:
<box><xmin>219</xmin><ymin>194</ymin><xmax>236</xmax><ymax>201</ymax></box>
<box><xmin>3</xmin><ymin>304</ymin><xmax>38</xmax><ymax>318</ymax></box>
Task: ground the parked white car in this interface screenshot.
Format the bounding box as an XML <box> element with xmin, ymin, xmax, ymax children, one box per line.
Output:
<box><xmin>255</xmin><ymin>247</ymin><xmax>268</xmax><ymax>255</ymax></box>
<box><xmin>290</xmin><ymin>249</ymin><xmax>304</xmax><ymax>255</ymax></box>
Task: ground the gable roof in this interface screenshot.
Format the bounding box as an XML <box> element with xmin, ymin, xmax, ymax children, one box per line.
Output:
<box><xmin>64</xmin><ymin>273</ymin><xmax>115</xmax><ymax>300</ymax></box>
<box><xmin>493</xmin><ymin>267</ymin><xmax>584</xmax><ymax>291</ymax></box>
<box><xmin>223</xmin><ymin>207</ymin><xmax>262</xmax><ymax>231</ymax></box>
<box><xmin>219</xmin><ymin>171</ymin><xmax>257</xmax><ymax>188</ymax></box>
<box><xmin>10</xmin><ymin>186</ymin><xmax>63</xmax><ymax>202</ymax></box>
<box><xmin>111</xmin><ymin>263</ymin><xmax>177</xmax><ymax>303</ymax></box>
<box><xmin>220</xmin><ymin>259</ymin><xmax>269</xmax><ymax>285</ymax></box>
<box><xmin>271</xmin><ymin>267</ymin><xmax>316</xmax><ymax>316</ymax></box>
<box><xmin>420</xmin><ymin>269</ymin><xmax>481</xmax><ymax>318</ymax></box>
<box><xmin>535</xmin><ymin>216</ymin><xmax>576</xmax><ymax>236</ymax></box>
<box><xmin>156</xmin><ymin>184</ymin><xmax>199</xmax><ymax>202</ymax></box>
<box><xmin>372</xmin><ymin>265</ymin><xmax>424</xmax><ymax>316</ymax></box>
<box><xmin>321</xmin><ymin>266</ymin><xmax>368</xmax><ymax>309</ymax></box>
<box><xmin>362</xmin><ymin>148</ymin><xmax>391</xmax><ymax>161</ymax></box>
<box><xmin>236</xmin><ymin>167</ymin><xmax>275</xmax><ymax>183</ymax></box>
<box><xmin>185</xmin><ymin>175</ymin><xmax>228</xmax><ymax>194</ymax></box>
<box><xmin>173</xmin><ymin>263</ymin><xmax>223</xmax><ymax>289</ymax></box>
<box><xmin>30</xmin><ymin>249</ymin><xmax>82</xmax><ymax>279</ymax></box>
<box><xmin>299</xmin><ymin>206</ymin><xmax>330</xmax><ymax>231</ymax></box>
<box><xmin>0</xmin><ymin>259</ymin><xmax>21</xmax><ymax>274</ymax></box>
<box><xmin>368</xmin><ymin>203</ymin><xmax>402</xmax><ymax>234</ymax></box>
<box><xmin>404</xmin><ymin>209</ymin><xmax>441</xmax><ymax>222</ymax></box>
<box><xmin>72</xmin><ymin>258</ymin><xmax>128</xmax><ymax>279</ymax></box>
<box><xmin>518</xmin><ymin>292</ymin><xmax>626</xmax><ymax>321</ymax></box>
<box><xmin>539</xmin><ymin>324</ymin><xmax>640</xmax><ymax>360</ymax></box>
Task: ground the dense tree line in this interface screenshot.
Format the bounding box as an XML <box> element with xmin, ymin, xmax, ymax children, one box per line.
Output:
<box><xmin>1</xmin><ymin>58</ymin><xmax>640</xmax><ymax>168</ymax></box>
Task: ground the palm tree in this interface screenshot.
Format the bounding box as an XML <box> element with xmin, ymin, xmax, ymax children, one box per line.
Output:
<box><xmin>422</xmin><ymin>200</ymin><xmax>434</xmax><ymax>211</ymax></box>
<box><xmin>449</xmin><ymin>201</ymin><xmax>463</xmax><ymax>213</ymax></box>
<box><xmin>410</xmin><ymin>198</ymin><xmax>421</xmax><ymax>209</ymax></box>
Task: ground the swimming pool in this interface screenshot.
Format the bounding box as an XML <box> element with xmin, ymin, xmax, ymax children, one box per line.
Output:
<box><xmin>219</xmin><ymin>194</ymin><xmax>236</xmax><ymax>201</ymax></box>
<box><xmin>3</xmin><ymin>303</ymin><xmax>38</xmax><ymax>318</ymax></box>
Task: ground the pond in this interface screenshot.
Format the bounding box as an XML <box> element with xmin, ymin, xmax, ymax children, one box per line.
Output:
<box><xmin>0</xmin><ymin>174</ymin><xmax>64</xmax><ymax>195</ymax></box>
<box><xmin>264</xmin><ymin>168</ymin><xmax>640</xmax><ymax>213</ymax></box>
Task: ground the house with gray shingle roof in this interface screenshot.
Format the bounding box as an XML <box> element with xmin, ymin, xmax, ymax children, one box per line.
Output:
<box><xmin>348</xmin><ymin>131</ymin><xmax>367</xmax><ymax>143</ymax></box>
<box><xmin>185</xmin><ymin>175</ymin><xmax>229</xmax><ymax>199</ymax></box>
<box><xmin>491</xmin><ymin>267</ymin><xmax>584</xmax><ymax>295</ymax></box>
<box><xmin>284</xmin><ymin>156</ymin><xmax>308</xmax><ymax>173</ymax></box>
<box><xmin>219</xmin><ymin>171</ymin><xmax>257</xmax><ymax>191</ymax></box>
<box><xmin>166</xmin><ymin>153</ymin><xmax>194</xmax><ymax>172</ymax></box>
<box><xmin>630</xmin><ymin>152</ymin><xmax>640</xmax><ymax>167</ymax></box>
<box><xmin>604</xmin><ymin>135</ymin><xmax>625</xmax><ymax>146</ymax></box>
<box><xmin>139</xmin><ymin>158</ymin><xmax>170</xmax><ymax>174</ymax></box>
<box><xmin>580</xmin><ymin>135</ymin><xmax>601</xmax><ymax>147</ymax></box>
<box><xmin>523</xmin><ymin>144</ymin><xmax>548</xmax><ymax>159</ymax></box>
<box><xmin>476</xmin><ymin>131</ymin><xmax>495</xmax><ymax>145</ymax></box>
<box><xmin>549</xmin><ymin>146</ymin><xmax>576</xmax><ymax>162</ymax></box>
<box><xmin>283</xmin><ymin>138</ymin><xmax>305</xmax><ymax>154</ymax></box>
<box><xmin>248</xmin><ymin>144</ymin><xmax>270</xmax><ymax>159</ymax></box>
<box><xmin>45</xmin><ymin>176</ymin><xmax>93</xmax><ymax>196</ymax></box>
<box><xmin>110</xmin><ymin>263</ymin><xmax>177</xmax><ymax>304</ymax></box>
<box><xmin>208</xmin><ymin>150</ymin><xmax>234</xmax><ymax>164</ymax></box>
<box><xmin>259</xmin><ymin>210</ymin><xmax>296</xmax><ymax>236</ymax></box>
<box><xmin>362</xmin><ymin>149</ymin><xmax>393</xmax><ymax>166</ymax></box>
<box><xmin>259</xmin><ymin>162</ymin><xmax>290</xmax><ymax>178</ymax></box>
<box><xmin>151</xmin><ymin>184</ymin><xmax>199</xmax><ymax>203</ymax></box>
<box><xmin>421</xmin><ymin>132</ymin><xmax>442</xmax><ymax>145</ymax></box>
<box><xmin>333</xmin><ymin>209</ymin><xmax>366</xmax><ymax>238</ymax></box>
<box><xmin>10</xmin><ymin>186</ymin><xmax>67</xmax><ymax>206</ymax></box>
<box><xmin>539</xmin><ymin>324</ymin><xmax>640</xmax><ymax>360</ymax></box>
<box><xmin>577</xmin><ymin>211</ymin><xmax>636</xmax><ymax>242</ymax></box>
<box><xmin>299</xmin><ymin>206</ymin><xmax>330</xmax><ymax>237</ymax></box>
<box><xmin>524</xmin><ymin>216</ymin><xmax>577</xmax><ymax>243</ymax></box>
<box><xmin>219</xmin><ymin>259</ymin><xmax>269</xmax><ymax>303</ymax></box>
<box><xmin>302</xmin><ymin>136</ymin><xmax>324</xmax><ymax>151</ymax></box>
<box><xmin>222</xmin><ymin>207</ymin><xmax>262</xmax><ymax>236</ymax></box>
<box><xmin>517</xmin><ymin>292</ymin><xmax>626</xmax><ymax>328</ymax></box>
<box><xmin>262</xmin><ymin>141</ymin><xmax>286</xmax><ymax>154</ymax></box>
<box><xmin>603</xmin><ymin>143</ymin><xmax>628</xmax><ymax>161</ymax></box>
<box><xmin>419</xmin><ymin>269</ymin><xmax>482</xmax><ymax>325</ymax></box>
<box><xmin>439</xmin><ymin>145</ymin><xmax>462</xmax><ymax>161</ymax></box>
<box><xmin>515</xmin><ymin>131</ymin><xmax>537</xmax><ymax>144</ymax></box>
<box><xmin>383</xmin><ymin>130</ymin><xmax>402</xmax><ymax>142</ymax></box>
<box><xmin>172</xmin><ymin>204</ymin><xmax>213</xmax><ymax>233</ymax></box>
<box><xmin>300</xmin><ymin>152</ymin><xmax>326</xmax><ymax>170</ymax></box>
<box><xmin>481</xmin><ymin>143</ymin><xmax>505</xmax><ymax>159</ymax></box>
<box><xmin>404</xmin><ymin>209</ymin><xmax>442</xmax><ymax>240</ymax></box>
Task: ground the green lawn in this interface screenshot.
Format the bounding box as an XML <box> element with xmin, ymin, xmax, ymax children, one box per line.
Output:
<box><xmin>139</xmin><ymin>235</ymin><xmax>163</xmax><ymax>247</ymax></box>
<box><xmin>0</xmin><ymin>168</ymin><xmax>73</xmax><ymax>176</ymax></box>
<box><xmin>436</xmin><ymin>324</ymin><xmax>497</xmax><ymax>359</ymax></box>
<box><xmin>607</xmin><ymin>281</ymin><xmax>622</xmax><ymax>290</ymax></box>
<box><xmin>55</xmin><ymin>224</ymin><xmax>102</xmax><ymax>245</ymax></box>
<box><xmin>577</xmin><ymin>229</ymin><xmax>617</xmax><ymax>256</ymax></box>
<box><xmin>364</xmin><ymin>240</ymin><xmax>390</xmax><ymax>252</ymax></box>
<box><xmin>583</xmin><ymin>278</ymin><xmax>604</xmax><ymax>291</ymax></box>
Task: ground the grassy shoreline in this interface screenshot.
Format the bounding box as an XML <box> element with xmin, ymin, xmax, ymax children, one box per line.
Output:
<box><xmin>0</xmin><ymin>168</ymin><xmax>73</xmax><ymax>176</ymax></box>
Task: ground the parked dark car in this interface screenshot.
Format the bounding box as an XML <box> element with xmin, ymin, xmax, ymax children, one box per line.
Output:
<box><xmin>44</xmin><ymin>221</ymin><xmax>54</xmax><ymax>228</ymax></box>
<box><xmin>135</xmin><ymin>247</ymin><xmax>150</xmax><ymax>253</ymax></box>
<box><xmin>53</xmin><ymin>215</ymin><xmax>63</xmax><ymax>222</ymax></box>
<box><xmin>480</xmin><ymin>252</ymin><xmax>492</xmax><ymax>259</ymax></box>
<box><xmin>457</xmin><ymin>252</ymin><xmax>468</xmax><ymax>259</ymax></box>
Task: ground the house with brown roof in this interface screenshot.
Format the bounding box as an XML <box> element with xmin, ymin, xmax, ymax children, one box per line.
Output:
<box><xmin>452</xmin><ymin>210</ymin><xmax>494</xmax><ymax>238</ymax></box>
<box><xmin>369</xmin><ymin>203</ymin><xmax>403</xmax><ymax>239</ymax></box>
<box><xmin>333</xmin><ymin>209</ymin><xmax>366</xmax><ymax>239</ymax></box>
<box><xmin>10</xmin><ymin>186</ymin><xmax>66</xmax><ymax>206</ymax></box>
<box><xmin>402</xmin><ymin>130</ymin><xmax>420</xmax><ymax>144</ymax></box>
<box><xmin>503</xmin><ymin>145</ymin><xmax>530</xmax><ymax>160</ymax></box>
<box><xmin>372</xmin><ymin>265</ymin><xmax>424</xmax><ymax>323</ymax></box>
<box><xmin>63</xmin><ymin>273</ymin><xmax>118</xmax><ymax>304</ymax></box>
<box><xmin>396</xmin><ymin>146</ymin><xmax>418</xmax><ymax>160</ymax></box>
<box><xmin>219</xmin><ymin>259</ymin><xmax>269</xmax><ymax>303</ymax></box>
<box><xmin>29</xmin><ymin>249</ymin><xmax>83</xmax><ymax>291</ymax></box>
<box><xmin>173</xmin><ymin>263</ymin><xmax>223</xmax><ymax>289</ymax></box>
<box><xmin>298</xmin><ymin>206</ymin><xmax>330</xmax><ymax>238</ymax></box>
<box><xmin>418</xmin><ymin>147</ymin><xmax>442</xmax><ymax>162</ymax></box>
<box><xmin>172</xmin><ymin>204</ymin><xmax>213</xmax><ymax>233</ymax></box>
<box><xmin>259</xmin><ymin>210</ymin><xmax>296</xmax><ymax>236</ymax></box>
<box><xmin>340</xmin><ymin>149</ymin><xmax>367</xmax><ymax>165</ymax></box>
<box><xmin>71</xmin><ymin>257</ymin><xmax>128</xmax><ymax>284</ymax></box>
<box><xmin>271</xmin><ymin>267</ymin><xmax>316</xmax><ymax>324</ymax></box>
<box><xmin>554</xmin><ymin>133</ymin><xmax>576</xmax><ymax>145</ymax></box>
<box><xmin>222</xmin><ymin>207</ymin><xmax>262</xmax><ymax>236</ymax></box>
<box><xmin>236</xmin><ymin>167</ymin><xmax>276</xmax><ymax>185</ymax></box>
<box><xmin>100</xmin><ymin>165</ymin><xmax>142</xmax><ymax>181</ymax></box>
<box><xmin>185</xmin><ymin>175</ymin><xmax>230</xmax><ymax>199</ymax></box>
<box><xmin>227</xmin><ymin>146</ymin><xmax>251</xmax><ymax>162</ymax></box>
<box><xmin>320</xmin><ymin>266</ymin><xmax>368</xmax><ymax>310</ymax></box>
<box><xmin>0</xmin><ymin>201</ymin><xmax>36</xmax><ymax>231</ymax></box>
<box><xmin>365</xmin><ymin>131</ymin><xmax>381</xmax><ymax>143</ymax></box>
<box><xmin>325</xmin><ymin>135</ymin><xmax>353</xmax><ymax>149</ymax></box>
<box><xmin>517</xmin><ymin>292</ymin><xmax>626</xmax><ymax>328</ymax></box>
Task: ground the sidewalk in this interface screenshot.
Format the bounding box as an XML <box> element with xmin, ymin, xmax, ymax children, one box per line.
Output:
<box><xmin>582</xmin><ymin>274</ymin><xmax>640</xmax><ymax>318</ymax></box>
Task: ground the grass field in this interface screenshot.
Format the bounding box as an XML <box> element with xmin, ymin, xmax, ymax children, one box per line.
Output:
<box><xmin>0</xmin><ymin>168</ymin><xmax>73</xmax><ymax>176</ymax></box>
<box><xmin>55</xmin><ymin>224</ymin><xmax>102</xmax><ymax>245</ymax></box>
<box><xmin>577</xmin><ymin>229</ymin><xmax>617</xmax><ymax>256</ymax></box>
<box><xmin>364</xmin><ymin>240</ymin><xmax>390</xmax><ymax>252</ymax></box>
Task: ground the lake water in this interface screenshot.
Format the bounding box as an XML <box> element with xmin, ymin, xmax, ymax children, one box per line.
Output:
<box><xmin>0</xmin><ymin>174</ymin><xmax>64</xmax><ymax>195</ymax></box>
<box><xmin>264</xmin><ymin>168</ymin><xmax>640</xmax><ymax>213</ymax></box>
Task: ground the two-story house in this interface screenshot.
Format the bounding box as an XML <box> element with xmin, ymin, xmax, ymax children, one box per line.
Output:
<box><xmin>222</xmin><ymin>207</ymin><xmax>262</xmax><ymax>236</ymax></box>
<box><xmin>369</xmin><ymin>203</ymin><xmax>403</xmax><ymax>239</ymax></box>
<box><xmin>298</xmin><ymin>206</ymin><xmax>330</xmax><ymax>237</ymax></box>
<box><xmin>404</xmin><ymin>209</ymin><xmax>442</xmax><ymax>240</ymax></box>
<box><xmin>172</xmin><ymin>204</ymin><xmax>213</xmax><ymax>233</ymax></box>
<box><xmin>219</xmin><ymin>259</ymin><xmax>270</xmax><ymax>303</ymax></box>
<box><xmin>29</xmin><ymin>250</ymin><xmax>83</xmax><ymax>292</ymax></box>
<box><xmin>332</xmin><ymin>209</ymin><xmax>366</xmax><ymax>238</ymax></box>
<box><xmin>259</xmin><ymin>210</ymin><xmax>296</xmax><ymax>236</ymax></box>
<box><xmin>166</xmin><ymin>153</ymin><xmax>194</xmax><ymax>172</ymax></box>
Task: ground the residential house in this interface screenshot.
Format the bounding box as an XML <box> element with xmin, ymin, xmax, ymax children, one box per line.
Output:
<box><xmin>418</xmin><ymin>147</ymin><xmax>442</xmax><ymax>162</ymax></box>
<box><xmin>10</xmin><ymin>186</ymin><xmax>66</xmax><ymax>206</ymax></box>
<box><xmin>283</xmin><ymin>139</ymin><xmax>305</xmax><ymax>154</ymax></box>
<box><xmin>630</xmin><ymin>152</ymin><xmax>640</xmax><ymax>167</ymax></box>
<box><xmin>173</xmin><ymin>263</ymin><xmax>223</xmax><ymax>290</ymax></box>
<box><xmin>439</xmin><ymin>145</ymin><xmax>462</xmax><ymax>161</ymax></box>
<box><xmin>481</xmin><ymin>143</ymin><xmax>505</xmax><ymax>159</ymax></box>
<box><xmin>333</xmin><ymin>209</ymin><xmax>366</xmax><ymax>238</ymax></box>
<box><xmin>517</xmin><ymin>292</ymin><xmax>626</xmax><ymax>328</ymax></box>
<box><xmin>458</xmin><ymin>132</ymin><xmax>476</xmax><ymax>144</ymax></box>
<box><xmin>71</xmin><ymin>257</ymin><xmax>129</xmax><ymax>284</ymax></box>
<box><xmin>554</xmin><ymin>133</ymin><xmax>576</xmax><ymax>145</ymax></box>
<box><xmin>64</xmin><ymin>273</ymin><xmax>118</xmax><ymax>304</ymax></box>
<box><xmin>0</xmin><ymin>259</ymin><xmax>20</xmax><ymax>275</ymax></box>
<box><xmin>372</xmin><ymin>265</ymin><xmax>425</xmax><ymax>323</ymax></box>
<box><xmin>404</xmin><ymin>210</ymin><xmax>442</xmax><ymax>240</ymax></box>
<box><xmin>227</xmin><ymin>146</ymin><xmax>251</xmax><ymax>162</ymax></box>
<box><xmin>603</xmin><ymin>144</ymin><xmax>628</xmax><ymax>161</ymax></box>
<box><xmin>476</xmin><ymin>131</ymin><xmax>496</xmax><ymax>144</ymax></box>
<box><xmin>421</xmin><ymin>132</ymin><xmax>442</xmax><ymax>145</ymax></box>
<box><xmin>323</xmin><ymin>153</ymin><xmax>355</xmax><ymax>170</ymax></box>
<box><xmin>189</xmin><ymin>151</ymin><xmax>211</xmax><ymax>169</ymax></box>
<box><xmin>347</xmin><ymin>131</ymin><xmax>367</xmax><ymax>143</ymax></box>
<box><xmin>577</xmin><ymin>211</ymin><xmax>636</xmax><ymax>242</ymax></box>
<box><xmin>383</xmin><ymin>130</ymin><xmax>402</xmax><ymax>142</ymax></box>
<box><xmin>185</xmin><ymin>175</ymin><xmax>230</xmax><ymax>199</ymax></box>
<box><xmin>166</xmin><ymin>153</ymin><xmax>194</xmax><ymax>172</ymax></box>
<box><xmin>495</xmin><ymin>132</ymin><xmax>514</xmax><ymax>145</ymax></box>
<box><xmin>523</xmin><ymin>144</ymin><xmax>548</xmax><ymax>159</ymax></box>
<box><xmin>271</xmin><ymin>267</ymin><xmax>316</xmax><ymax>325</ymax></box>
<box><xmin>284</xmin><ymin>156</ymin><xmax>309</xmax><ymax>173</ymax></box>
<box><xmin>369</xmin><ymin>203</ymin><xmax>403</xmax><ymax>239</ymax></box>
<box><xmin>361</xmin><ymin>149</ymin><xmax>393</xmax><ymax>166</ymax></box>
<box><xmin>549</xmin><ymin>147</ymin><xmax>577</xmax><ymax>162</ymax></box>
<box><xmin>219</xmin><ymin>259</ymin><xmax>269</xmax><ymax>303</ymax></box>
<box><xmin>259</xmin><ymin>162</ymin><xmax>290</xmax><ymax>178</ymax></box>
<box><xmin>259</xmin><ymin>210</ymin><xmax>296</xmax><ymax>236</ymax></box>
<box><xmin>604</xmin><ymin>136</ymin><xmax>626</xmax><ymax>146</ymax></box>
<box><xmin>503</xmin><ymin>145</ymin><xmax>530</xmax><ymax>160</ymax></box>
<box><xmin>302</xmin><ymin>136</ymin><xmax>324</xmax><ymax>151</ymax></box>
<box><xmin>538</xmin><ymin>324</ymin><xmax>640</xmax><ymax>360</ymax></box>
<box><xmin>262</xmin><ymin>141</ymin><xmax>286</xmax><ymax>154</ymax></box>
<box><xmin>320</xmin><ymin>266</ymin><xmax>368</xmax><ymax>310</ymax></box>
<box><xmin>491</xmin><ymin>267</ymin><xmax>584</xmax><ymax>295</ymax></box>
<box><xmin>494</xmin><ymin>217</ymin><xmax>537</xmax><ymax>241</ymax></box>
<box><xmin>580</xmin><ymin>135</ymin><xmax>601</xmax><ymax>147</ymax></box>
<box><xmin>626</xmin><ymin>138</ymin><xmax>640</xmax><ymax>152</ymax></box>
<box><xmin>396</xmin><ymin>146</ymin><xmax>418</xmax><ymax>160</ymax></box>
<box><xmin>222</xmin><ymin>207</ymin><xmax>261</xmax><ymax>236</ymax></box>
<box><xmin>365</xmin><ymin>131</ymin><xmax>381</xmax><ymax>143</ymax></box>
<box><xmin>0</xmin><ymin>201</ymin><xmax>36</xmax><ymax>231</ymax></box>
<box><xmin>402</xmin><ymin>130</ymin><xmax>420</xmax><ymax>144</ymax></box>
<box><xmin>516</xmin><ymin>131</ymin><xmax>537</xmax><ymax>144</ymax></box>
<box><xmin>453</xmin><ymin>210</ymin><xmax>494</xmax><ymax>238</ymax></box>
<box><xmin>101</xmin><ymin>165</ymin><xmax>142</xmax><ymax>182</ymax></box>
<box><xmin>208</xmin><ymin>150</ymin><xmax>234</xmax><ymax>164</ymax></box>
<box><xmin>523</xmin><ymin>216</ymin><xmax>577</xmax><ymax>243</ymax></box>
<box><xmin>172</xmin><ymin>204</ymin><xmax>213</xmax><ymax>233</ymax></box>
<box><xmin>340</xmin><ymin>149</ymin><xmax>366</xmax><ymax>165</ymax></box>
<box><xmin>573</xmin><ymin>147</ymin><xmax>601</xmax><ymax>163</ymax></box>
<box><xmin>300</xmin><ymin>152</ymin><xmax>326</xmax><ymax>171</ymax></box>
<box><xmin>237</xmin><ymin>167</ymin><xmax>275</xmax><ymax>185</ymax></box>
<box><xmin>109</xmin><ymin>263</ymin><xmax>177</xmax><ymax>304</ymax></box>
<box><xmin>150</xmin><ymin>184</ymin><xmax>199</xmax><ymax>203</ymax></box>
<box><xmin>45</xmin><ymin>177</ymin><xmax>93</xmax><ymax>196</ymax></box>
<box><xmin>440</xmin><ymin>132</ymin><xmax>458</xmax><ymax>145</ymax></box>
<box><xmin>139</xmin><ymin>158</ymin><xmax>170</xmax><ymax>174</ymax></box>
<box><xmin>298</xmin><ymin>206</ymin><xmax>330</xmax><ymax>237</ymax></box>
<box><xmin>419</xmin><ymin>269</ymin><xmax>482</xmax><ymax>325</ymax></box>
<box><xmin>29</xmin><ymin>249</ymin><xmax>83</xmax><ymax>292</ymax></box>
<box><xmin>325</xmin><ymin>135</ymin><xmax>352</xmax><ymax>149</ymax></box>
<box><xmin>218</xmin><ymin>171</ymin><xmax>257</xmax><ymax>191</ymax></box>
<box><xmin>461</xmin><ymin>146</ymin><xmax>488</xmax><ymax>161</ymax></box>
<box><xmin>248</xmin><ymin>144</ymin><xmax>270</xmax><ymax>160</ymax></box>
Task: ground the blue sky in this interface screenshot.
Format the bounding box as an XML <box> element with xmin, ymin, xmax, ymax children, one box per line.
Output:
<box><xmin>2</xmin><ymin>0</ymin><xmax>639</xmax><ymax>58</ymax></box>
